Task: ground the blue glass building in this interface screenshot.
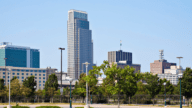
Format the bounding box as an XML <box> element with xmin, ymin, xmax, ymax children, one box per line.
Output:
<box><xmin>0</xmin><ymin>42</ymin><xmax>40</xmax><ymax>68</ymax></box>
<box><xmin>67</xmin><ymin>10</ymin><xmax>95</xmax><ymax>79</ymax></box>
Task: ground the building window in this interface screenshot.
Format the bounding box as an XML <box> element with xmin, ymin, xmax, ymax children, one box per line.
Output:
<box><xmin>43</xmin><ymin>84</ymin><xmax>44</xmax><ymax>86</ymax></box>
<box><xmin>43</xmin><ymin>81</ymin><xmax>45</xmax><ymax>83</ymax></box>
<box><xmin>39</xmin><ymin>70</ymin><xmax>41</xmax><ymax>73</ymax></box>
<box><xmin>17</xmin><ymin>76</ymin><xmax>19</xmax><ymax>79</ymax></box>
<box><xmin>35</xmin><ymin>74</ymin><xmax>37</xmax><ymax>76</ymax></box>
<box><xmin>35</xmin><ymin>77</ymin><xmax>37</xmax><ymax>79</ymax></box>
<box><xmin>17</xmin><ymin>73</ymin><xmax>19</xmax><ymax>75</ymax></box>
<box><xmin>3</xmin><ymin>76</ymin><xmax>5</xmax><ymax>78</ymax></box>
<box><xmin>39</xmin><ymin>74</ymin><xmax>41</xmax><ymax>76</ymax></box>
<box><xmin>17</xmin><ymin>69</ymin><xmax>20</xmax><ymax>71</ymax></box>
<box><xmin>12</xmin><ymin>76</ymin><xmax>14</xmax><ymax>78</ymax></box>
<box><xmin>39</xmin><ymin>84</ymin><xmax>41</xmax><ymax>86</ymax></box>
<box><xmin>43</xmin><ymin>70</ymin><xmax>46</xmax><ymax>73</ymax></box>
<box><xmin>12</xmin><ymin>73</ymin><xmax>15</xmax><ymax>75</ymax></box>
<box><xmin>31</xmin><ymin>73</ymin><xmax>33</xmax><ymax>75</ymax></box>
<box><xmin>22</xmin><ymin>77</ymin><xmax>24</xmax><ymax>79</ymax></box>
<box><xmin>26</xmin><ymin>70</ymin><xmax>29</xmax><ymax>72</ymax></box>
<box><xmin>22</xmin><ymin>73</ymin><xmax>24</xmax><ymax>75</ymax></box>
<box><xmin>8</xmin><ymin>76</ymin><xmax>9</xmax><ymax>78</ymax></box>
<box><xmin>34</xmin><ymin>70</ymin><xmax>37</xmax><ymax>72</ymax></box>
<box><xmin>22</xmin><ymin>80</ymin><xmax>23</xmax><ymax>82</ymax></box>
<box><xmin>43</xmin><ymin>74</ymin><xmax>45</xmax><ymax>76</ymax></box>
<box><xmin>26</xmin><ymin>73</ymin><xmax>28</xmax><ymax>75</ymax></box>
<box><xmin>39</xmin><ymin>77</ymin><xmax>41</xmax><ymax>79</ymax></box>
<box><xmin>39</xmin><ymin>81</ymin><xmax>41</xmax><ymax>83</ymax></box>
<box><xmin>21</xmin><ymin>70</ymin><xmax>25</xmax><ymax>72</ymax></box>
<box><xmin>43</xmin><ymin>77</ymin><xmax>45</xmax><ymax>79</ymax></box>
<box><xmin>8</xmin><ymin>80</ymin><xmax>9</xmax><ymax>82</ymax></box>
<box><xmin>12</xmin><ymin>69</ymin><xmax>16</xmax><ymax>71</ymax></box>
<box><xmin>3</xmin><ymin>72</ymin><xmax>5</xmax><ymax>75</ymax></box>
<box><xmin>30</xmin><ymin>70</ymin><xmax>33</xmax><ymax>72</ymax></box>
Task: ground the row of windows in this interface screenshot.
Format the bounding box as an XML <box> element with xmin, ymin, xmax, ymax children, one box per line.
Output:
<box><xmin>2</xmin><ymin>76</ymin><xmax>45</xmax><ymax>79</ymax></box>
<box><xmin>0</xmin><ymin>69</ymin><xmax>46</xmax><ymax>73</ymax></box>
<box><xmin>1</xmin><ymin>72</ymin><xmax>45</xmax><ymax>76</ymax></box>
<box><xmin>6</xmin><ymin>80</ymin><xmax>45</xmax><ymax>83</ymax></box>
<box><xmin>3</xmin><ymin>83</ymin><xmax>45</xmax><ymax>87</ymax></box>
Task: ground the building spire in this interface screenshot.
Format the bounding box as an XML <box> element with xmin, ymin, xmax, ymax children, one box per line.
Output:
<box><xmin>120</xmin><ymin>40</ymin><xmax>122</xmax><ymax>50</ymax></box>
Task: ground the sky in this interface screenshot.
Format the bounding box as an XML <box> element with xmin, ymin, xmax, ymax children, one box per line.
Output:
<box><xmin>0</xmin><ymin>0</ymin><xmax>192</xmax><ymax>74</ymax></box>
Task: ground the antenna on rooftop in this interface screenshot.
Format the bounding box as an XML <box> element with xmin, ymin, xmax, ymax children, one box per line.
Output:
<box><xmin>159</xmin><ymin>50</ymin><xmax>164</xmax><ymax>62</ymax></box>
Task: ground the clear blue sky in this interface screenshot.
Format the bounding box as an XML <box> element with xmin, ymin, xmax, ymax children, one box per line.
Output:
<box><xmin>0</xmin><ymin>0</ymin><xmax>192</xmax><ymax>73</ymax></box>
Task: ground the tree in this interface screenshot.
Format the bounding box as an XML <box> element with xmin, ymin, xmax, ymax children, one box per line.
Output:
<box><xmin>135</xmin><ymin>81</ymin><xmax>148</xmax><ymax>95</ymax></box>
<box><xmin>63</xmin><ymin>87</ymin><xmax>70</xmax><ymax>95</ymax></box>
<box><xmin>0</xmin><ymin>79</ymin><xmax>5</xmax><ymax>90</ymax></box>
<box><xmin>45</xmin><ymin>73</ymin><xmax>58</xmax><ymax>91</ymax></box>
<box><xmin>144</xmin><ymin>72</ymin><xmax>161</xmax><ymax>106</ymax></box>
<box><xmin>102</xmin><ymin>61</ymin><xmax>140</xmax><ymax>108</ymax></box>
<box><xmin>23</xmin><ymin>75</ymin><xmax>36</xmax><ymax>97</ymax></box>
<box><xmin>159</xmin><ymin>79</ymin><xmax>174</xmax><ymax>95</ymax></box>
<box><xmin>11</xmin><ymin>76</ymin><xmax>17</xmax><ymax>82</ymax></box>
<box><xmin>46</xmin><ymin>87</ymin><xmax>59</xmax><ymax>103</ymax></box>
<box><xmin>35</xmin><ymin>89</ymin><xmax>43</xmax><ymax>103</ymax></box>
<box><xmin>180</xmin><ymin>68</ymin><xmax>192</xmax><ymax>106</ymax></box>
<box><xmin>20</xmin><ymin>84</ymin><xmax>32</xmax><ymax>102</ymax></box>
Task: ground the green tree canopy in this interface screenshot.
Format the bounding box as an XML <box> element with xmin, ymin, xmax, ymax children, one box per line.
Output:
<box><xmin>180</xmin><ymin>68</ymin><xmax>192</xmax><ymax>106</ymax></box>
<box><xmin>144</xmin><ymin>72</ymin><xmax>161</xmax><ymax>105</ymax></box>
<box><xmin>23</xmin><ymin>75</ymin><xmax>36</xmax><ymax>97</ymax></box>
<box><xmin>159</xmin><ymin>78</ymin><xmax>174</xmax><ymax>95</ymax></box>
<box><xmin>0</xmin><ymin>78</ymin><xmax>5</xmax><ymax>90</ymax></box>
<box><xmin>11</xmin><ymin>76</ymin><xmax>17</xmax><ymax>82</ymax></box>
<box><xmin>45</xmin><ymin>73</ymin><xmax>58</xmax><ymax>91</ymax></box>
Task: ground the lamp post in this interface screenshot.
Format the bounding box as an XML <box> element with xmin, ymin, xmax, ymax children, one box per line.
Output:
<box><xmin>178</xmin><ymin>73</ymin><xmax>183</xmax><ymax>108</ymax></box>
<box><xmin>58</xmin><ymin>47</ymin><xmax>65</xmax><ymax>93</ymax></box>
<box><xmin>34</xmin><ymin>86</ymin><xmax>36</xmax><ymax>103</ymax></box>
<box><xmin>163</xmin><ymin>82</ymin><xmax>166</xmax><ymax>107</ymax></box>
<box><xmin>69</xmin><ymin>78</ymin><xmax>73</xmax><ymax>108</ymax></box>
<box><xmin>83</xmin><ymin>62</ymin><xmax>90</xmax><ymax>108</ymax></box>
<box><xmin>7</xmin><ymin>68</ymin><xmax>11</xmax><ymax>108</ymax></box>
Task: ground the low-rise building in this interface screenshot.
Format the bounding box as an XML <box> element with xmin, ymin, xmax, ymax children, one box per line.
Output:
<box><xmin>0</xmin><ymin>66</ymin><xmax>57</xmax><ymax>90</ymax></box>
<box><xmin>158</xmin><ymin>66</ymin><xmax>184</xmax><ymax>85</ymax></box>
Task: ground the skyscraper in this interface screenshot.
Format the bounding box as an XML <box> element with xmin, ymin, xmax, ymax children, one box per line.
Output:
<box><xmin>67</xmin><ymin>10</ymin><xmax>94</xmax><ymax>79</ymax></box>
<box><xmin>0</xmin><ymin>42</ymin><xmax>40</xmax><ymax>68</ymax></box>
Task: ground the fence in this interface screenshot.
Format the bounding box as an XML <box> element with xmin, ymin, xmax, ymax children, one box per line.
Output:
<box><xmin>0</xmin><ymin>95</ymin><xmax>186</xmax><ymax>105</ymax></box>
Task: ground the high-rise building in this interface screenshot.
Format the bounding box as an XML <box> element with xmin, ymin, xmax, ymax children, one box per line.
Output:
<box><xmin>150</xmin><ymin>50</ymin><xmax>176</xmax><ymax>74</ymax></box>
<box><xmin>0</xmin><ymin>42</ymin><xmax>40</xmax><ymax>68</ymax></box>
<box><xmin>108</xmin><ymin>50</ymin><xmax>141</xmax><ymax>73</ymax></box>
<box><xmin>67</xmin><ymin>10</ymin><xmax>94</xmax><ymax>79</ymax></box>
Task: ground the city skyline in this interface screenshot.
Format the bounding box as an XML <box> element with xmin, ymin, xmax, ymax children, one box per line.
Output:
<box><xmin>1</xmin><ymin>0</ymin><xmax>192</xmax><ymax>73</ymax></box>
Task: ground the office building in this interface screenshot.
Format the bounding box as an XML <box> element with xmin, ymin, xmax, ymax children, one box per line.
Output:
<box><xmin>150</xmin><ymin>50</ymin><xmax>176</xmax><ymax>74</ymax></box>
<box><xmin>67</xmin><ymin>10</ymin><xmax>95</xmax><ymax>79</ymax></box>
<box><xmin>0</xmin><ymin>42</ymin><xmax>40</xmax><ymax>68</ymax></box>
<box><xmin>108</xmin><ymin>50</ymin><xmax>141</xmax><ymax>73</ymax></box>
<box><xmin>0</xmin><ymin>66</ymin><xmax>57</xmax><ymax>90</ymax></box>
<box><xmin>158</xmin><ymin>66</ymin><xmax>184</xmax><ymax>85</ymax></box>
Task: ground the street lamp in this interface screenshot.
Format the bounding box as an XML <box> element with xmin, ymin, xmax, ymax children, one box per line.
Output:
<box><xmin>163</xmin><ymin>82</ymin><xmax>166</xmax><ymax>107</ymax></box>
<box><xmin>178</xmin><ymin>73</ymin><xmax>183</xmax><ymax>108</ymax></box>
<box><xmin>7</xmin><ymin>68</ymin><xmax>11</xmax><ymax>108</ymax></box>
<box><xmin>83</xmin><ymin>62</ymin><xmax>90</xmax><ymax>108</ymax></box>
<box><xmin>69</xmin><ymin>78</ymin><xmax>73</xmax><ymax>108</ymax></box>
<box><xmin>58</xmin><ymin>47</ymin><xmax>65</xmax><ymax>93</ymax></box>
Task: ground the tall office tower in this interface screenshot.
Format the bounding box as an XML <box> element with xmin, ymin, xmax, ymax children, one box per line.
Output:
<box><xmin>67</xmin><ymin>10</ymin><xmax>94</xmax><ymax>79</ymax></box>
<box><xmin>0</xmin><ymin>42</ymin><xmax>40</xmax><ymax>68</ymax></box>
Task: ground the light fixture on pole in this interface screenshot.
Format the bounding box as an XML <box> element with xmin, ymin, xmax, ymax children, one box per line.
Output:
<box><xmin>7</xmin><ymin>68</ymin><xmax>11</xmax><ymax>108</ymax></box>
<box><xmin>83</xmin><ymin>62</ymin><xmax>90</xmax><ymax>108</ymax></box>
<box><xmin>163</xmin><ymin>82</ymin><xmax>166</xmax><ymax>107</ymax></box>
<box><xmin>58</xmin><ymin>47</ymin><xmax>65</xmax><ymax>94</ymax></box>
<box><xmin>69</xmin><ymin>78</ymin><xmax>73</xmax><ymax>108</ymax></box>
<box><xmin>178</xmin><ymin>73</ymin><xmax>183</xmax><ymax>108</ymax></box>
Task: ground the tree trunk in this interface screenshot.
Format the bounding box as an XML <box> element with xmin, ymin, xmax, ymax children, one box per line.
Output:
<box><xmin>129</xmin><ymin>96</ymin><xmax>130</xmax><ymax>104</ymax></box>
<box><xmin>153</xmin><ymin>98</ymin><xmax>154</xmax><ymax>106</ymax></box>
<box><xmin>50</xmin><ymin>97</ymin><xmax>51</xmax><ymax>103</ymax></box>
<box><xmin>38</xmin><ymin>96</ymin><xmax>39</xmax><ymax>103</ymax></box>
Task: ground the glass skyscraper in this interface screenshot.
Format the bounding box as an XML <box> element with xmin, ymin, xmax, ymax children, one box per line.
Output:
<box><xmin>0</xmin><ymin>42</ymin><xmax>40</xmax><ymax>68</ymax></box>
<box><xmin>67</xmin><ymin>10</ymin><xmax>94</xmax><ymax>79</ymax></box>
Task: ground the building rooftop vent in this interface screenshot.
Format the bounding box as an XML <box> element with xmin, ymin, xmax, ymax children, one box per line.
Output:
<box><xmin>1</xmin><ymin>42</ymin><xmax>12</xmax><ymax>46</ymax></box>
<box><xmin>159</xmin><ymin>50</ymin><xmax>164</xmax><ymax>62</ymax></box>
